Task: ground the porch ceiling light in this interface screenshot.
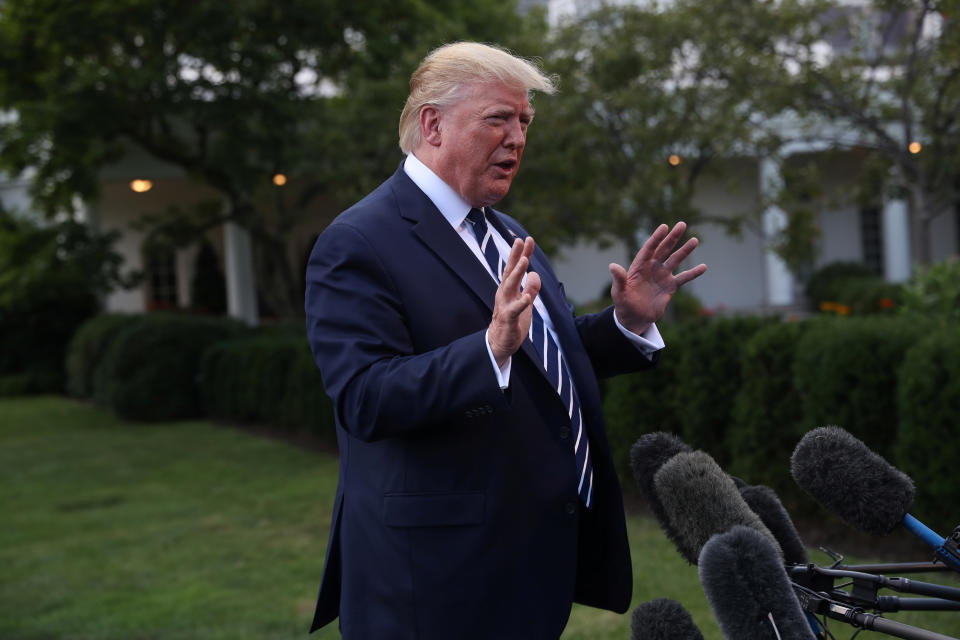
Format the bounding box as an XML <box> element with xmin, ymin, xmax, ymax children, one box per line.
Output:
<box><xmin>130</xmin><ymin>179</ymin><xmax>153</xmax><ymax>193</ymax></box>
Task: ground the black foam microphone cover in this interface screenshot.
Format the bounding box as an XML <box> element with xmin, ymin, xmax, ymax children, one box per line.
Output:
<box><xmin>740</xmin><ymin>484</ymin><xmax>809</xmax><ymax>565</ymax></box>
<box><xmin>631</xmin><ymin>598</ymin><xmax>705</xmax><ymax>640</ymax></box>
<box><xmin>699</xmin><ymin>526</ymin><xmax>816</xmax><ymax>640</ymax></box>
<box><xmin>791</xmin><ymin>426</ymin><xmax>914</xmax><ymax>536</ymax></box>
<box><xmin>654</xmin><ymin>450</ymin><xmax>781</xmax><ymax>564</ymax></box>
<box><xmin>630</xmin><ymin>431</ymin><xmax>692</xmax><ymax>547</ymax></box>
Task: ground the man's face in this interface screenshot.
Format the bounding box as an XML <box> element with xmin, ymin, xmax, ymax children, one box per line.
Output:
<box><xmin>432</xmin><ymin>82</ymin><xmax>533</xmax><ymax>208</ymax></box>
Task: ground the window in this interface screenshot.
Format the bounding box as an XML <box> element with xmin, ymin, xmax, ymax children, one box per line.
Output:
<box><xmin>145</xmin><ymin>246</ymin><xmax>179</xmax><ymax>310</ymax></box>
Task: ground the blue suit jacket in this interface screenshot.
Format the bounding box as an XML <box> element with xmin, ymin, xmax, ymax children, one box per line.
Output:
<box><xmin>304</xmin><ymin>166</ymin><xmax>656</xmax><ymax>639</ymax></box>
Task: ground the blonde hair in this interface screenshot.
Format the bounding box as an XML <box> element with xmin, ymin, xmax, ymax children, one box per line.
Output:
<box><xmin>398</xmin><ymin>42</ymin><xmax>557</xmax><ymax>154</ymax></box>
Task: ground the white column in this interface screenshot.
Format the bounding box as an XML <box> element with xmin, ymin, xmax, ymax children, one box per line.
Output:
<box><xmin>759</xmin><ymin>157</ymin><xmax>794</xmax><ymax>306</ymax></box>
<box><xmin>223</xmin><ymin>220</ymin><xmax>259</xmax><ymax>326</ymax></box>
<box><xmin>882</xmin><ymin>198</ymin><xmax>911</xmax><ymax>283</ymax></box>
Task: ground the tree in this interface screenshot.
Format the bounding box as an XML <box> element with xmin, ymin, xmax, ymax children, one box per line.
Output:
<box><xmin>0</xmin><ymin>0</ymin><xmax>548</xmax><ymax>317</ymax></box>
<box><xmin>511</xmin><ymin>0</ymin><xmax>958</xmax><ymax>273</ymax></box>
<box><xmin>507</xmin><ymin>1</ymin><xmax>812</xmax><ymax>259</ymax></box>
<box><xmin>730</xmin><ymin>0</ymin><xmax>960</xmax><ymax>265</ymax></box>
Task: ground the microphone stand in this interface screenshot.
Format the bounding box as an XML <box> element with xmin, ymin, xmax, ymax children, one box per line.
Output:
<box><xmin>794</xmin><ymin>589</ymin><xmax>959</xmax><ymax>640</ymax></box>
<box><xmin>820</xmin><ymin>546</ymin><xmax>953</xmax><ymax>575</ymax></box>
<box><xmin>790</xmin><ymin>564</ymin><xmax>960</xmax><ymax>608</ymax></box>
<box><xmin>841</xmin><ymin>562</ymin><xmax>953</xmax><ymax>575</ymax></box>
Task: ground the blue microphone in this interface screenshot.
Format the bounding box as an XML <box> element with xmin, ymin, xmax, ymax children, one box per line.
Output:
<box><xmin>791</xmin><ymin>426</ymin><xmax>960</xmax><ymax>571</ymax></box>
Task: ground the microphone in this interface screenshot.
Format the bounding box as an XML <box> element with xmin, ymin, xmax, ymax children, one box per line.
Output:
<box><xmin>654</xmin><ymin>450</ymin><xmax>782</xmax><ymax>564</ymax></box>
<box><xmin>630</xmin><ymin>598</ymin><xmax>705</xmax><ymax>640</ymax></box>
<box><xmin>630</xmin><ymin>431</ymin><xmax>693</xmax><ymax>550</ymax></box>
<box><xmin>791</xmin><ymin>426</ymin><xmax>960</xmax><ymax>570</ymax></box>
<box><xmin>699</xmin><ymin>526</ymin><xmax>817</xmax><ymax>640</ymax></box>
<box><xmin>791</xmin><ymin>426</ymin><xmax>913</xmax><ymax>535</ymax></box>
<box><xmin>739</xmin><ymin>484</ymin><xmax>809</xmax><ymax>565</ymax></box>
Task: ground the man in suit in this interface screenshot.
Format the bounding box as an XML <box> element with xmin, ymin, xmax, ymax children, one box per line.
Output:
<box><xmin>304</xmin><ymin>42</ymin><xmax>706</xmax><ymax>639</ymax></box>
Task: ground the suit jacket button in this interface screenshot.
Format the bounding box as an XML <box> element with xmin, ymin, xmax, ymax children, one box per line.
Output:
<box><xmin>565</xmin><ymin>502</ymin><xmax>577</xmax><ymax>515</ymax></box>
<box><xmin>559</xmin><ymin>426</ymin><xmax>570</xmax><ymax>440</ymax></box>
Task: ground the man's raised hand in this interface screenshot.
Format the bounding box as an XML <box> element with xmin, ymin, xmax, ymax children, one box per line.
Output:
<box><xmin>609</xmin><ymin>221</ymin><xmax>707</xmax><ymax>335</ymax></box>
<box><xmin>488</xmin><ymin>237</ymin><xmax>541</xmax><ymax>367</ymax></box>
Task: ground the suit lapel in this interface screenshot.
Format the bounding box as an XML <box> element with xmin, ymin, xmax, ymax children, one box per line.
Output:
<box><xmin>390</xmin><ymin>169</ymin><xmax>499</xmax><ymax>313</ymax></box>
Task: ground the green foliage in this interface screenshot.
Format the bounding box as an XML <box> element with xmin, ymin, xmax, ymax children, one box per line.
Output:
<box><xmin>667</xmin><ymin>289</ymin><xmax>705</xmax><ymax>324</ymax></box>
<box><xmin>197</xmin><ymin>335</ymin><xmax>335</xmax><ymax>442</ymax></box>
<box><xmin>770</xmin><ymin>162</ymin><xmax>825</xmax><ymax>281</ymax></box>
<box><xmin>0</xmin><ymin>210</ymin><xmax>135</xmax><ymax>394</ymax></box>
<box><xmin>511</xmin><ymin>0</ymin><xmax>797</xmax><ymax>252</ymax></box>
<box><xmin>94</xmin><ymin>313</ymin><xmax>246</xmax><ymax>421</ymax></box>
<box><xmin>728</xmin><ymin>321</ymin><xmax>809</xmax><ymax>509</ymax></box>
<box><xmin>605</xmin><ymin>311</ymin><xmax>960</xmax><ymax>525</ymax></box>
<box><xmin>277</xmin><ymin>346</ymin><xmax>337</xmax><ymax>440</ymax></box>
<box><xmin>793</xmin><ymin>316</ymin><xmax>919</xmax><ymax>460</ymax></box>
<box><xmin>804</xmin><ymin>260</ymin><xmax>901</xmax><ymax>315</ymax></box>
<box><xmin>65</xmin><ymin>313</ymin><xmax>141</xmax><ymax>398</ymax></box>
<box><xmin>899</xmin><ymin>257</ymin><xmax>960</xmax><ymax>325</ymax></box>
<box><xmin>672</xmin><ymin>316</ymin><xmax>773</xmax><ymax>467</ymax></box>
<box><xmin>781</xmin><ymin>1</ymin><xmax>960</xmax><ymax>264</ymax></box>
<box><xmin>605</xmin><ymin>317</ymin><xmax>771</xmax><ymax>483</ymax></box>
<box><xmin>199</xmin><ymin>337</ymin><xmax>296</xmax><ymax>423</ymax></box>
<box><xmin>895</xmin><ymin>329</ymin><xmax>960</xmax><ymax>534</ymax></box>
<box><xmin>805</xmin><ymin>261</ymin><xmax>876</xmax><ymax>307</ymax></box>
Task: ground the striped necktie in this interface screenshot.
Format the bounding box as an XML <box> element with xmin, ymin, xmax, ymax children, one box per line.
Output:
<box><xmin>466</xmin><ymin>207</ymin><xmax>593</xmax><ymax>509</ymax></box>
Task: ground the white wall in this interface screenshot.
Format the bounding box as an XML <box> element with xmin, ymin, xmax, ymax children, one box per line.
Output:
<box><xmin>552</xmin><ymin>238</ymin><xmax>629</xmax><ymax>305</ymax></box>
<box><xmin>550</xmin><ymin>159</ymin><xmax>774</xmax><ymax>311</ymax></box>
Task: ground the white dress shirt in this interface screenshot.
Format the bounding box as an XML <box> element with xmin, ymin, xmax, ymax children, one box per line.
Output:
<box><xmin>403</xmin><ymin>152</ymin><xmax>664</xmax><ymax>388</ymax></box>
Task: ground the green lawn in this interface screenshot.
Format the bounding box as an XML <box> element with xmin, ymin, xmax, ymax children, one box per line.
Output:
<box><xmin>2</xmin><ymin>396</ymin><xmax>959</xmax><ymax>639</ymax></box>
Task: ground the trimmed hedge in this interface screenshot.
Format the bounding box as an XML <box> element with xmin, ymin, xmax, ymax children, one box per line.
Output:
<box><xmin>65</xmin><ymin>313</ymin><xmax>141</xmax><ymax>398</ymax></box>
<box><xmin>198</xmin><ymin>337</ymin><xmax>296</xmax><ymax>424</ymax></box>
<box><xmin>671</xmin><ymin>316</ymin><xmax>772</xmax><ymax>467</ymax></box>
<box><xmin>94</xmin><ymin>313</ymin><xmax>246</xmax><ymax>421</ymax></box>
<box><xmin>603</xmin><ymin>316</ymin><xmax>770</xmax><ymax>486</ymax></box>
<box><xmin>728</xmin><ymin>321</ymin><xmax>808</xmax><ymax>508</ymax></box>
<box><xmin>276</xmin><ymin>345</ymin><xmax>336</xmax><ymax>440</ymax></box>
<box><xmin>198</xmin><ymin>335</ymin><xmax>335</xmax><ymax>443</ymax></box>
<box><xmin>793</xmin><ymin>316</ymin><xmax>919</xmax><ymax>461</ymax></box>
<box><xmin>896</xmin><ymin>328</ymin><xmax>960</xmax><ymax>533</ymax></box>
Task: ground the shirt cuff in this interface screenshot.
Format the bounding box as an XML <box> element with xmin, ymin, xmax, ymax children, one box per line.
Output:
<box><xmin>613</xmin><ymin>310</ymin><xmax>665</xmax><ymax>359</ymax></box>
<box><xmin>484</xmin><ymin>328</ymin><xmax>511</xmax><ymax>389</ymax></box>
